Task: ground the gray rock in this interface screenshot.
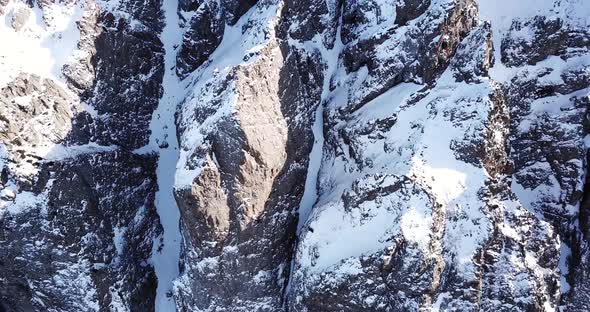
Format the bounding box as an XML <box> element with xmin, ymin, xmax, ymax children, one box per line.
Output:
<box><xmin>174</xmin><ymin>34</ymin><xmax>324</xmax><ymax>310</ymax></box>
<box><xmin>0</xmin><ymin>0</ymin><xmax>166</xmax><ymax>310</ymax></box>
<box><xmin>175</xmin><ymin>0</ymin><xmax>259</xmax><ymax>77</ymax></box>
<box><xmin>10</xmin><ymin>7</ymin><xmax>29</xmax><ymax>31</ymax></box>
<box><xmin>502</xmin><ymin>16</ymin><xmax>590</xmax><ymax>67</ymax></box>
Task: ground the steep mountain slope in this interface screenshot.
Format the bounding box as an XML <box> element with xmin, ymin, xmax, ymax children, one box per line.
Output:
<box><xmin>288</xmin><ymin>0</ymin><xmax>590</xmax><ymax>311</ymax></box>
<box><xmin>0</xmin><ymin>0</ymin><xmax>164</xmax><ymax>310</ymax></box>
<box><xmin>0</xmin><ymin>0</ymin><xmax>589</xmax><ymax>311</ymax></box>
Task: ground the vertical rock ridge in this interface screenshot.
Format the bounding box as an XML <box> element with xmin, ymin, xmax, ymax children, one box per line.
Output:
<box><xmin>0</xmin><ymin>0</ymin><xmax>166</xmax><ymax>310</ymax></box>
<box><xmin>173</xmin><ymin>2</ymin><xmax>325</xmax><ymax>310</ymax></box>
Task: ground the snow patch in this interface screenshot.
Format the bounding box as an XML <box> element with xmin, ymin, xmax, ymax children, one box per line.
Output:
<box><xmin>559</xmin><ymin>241</ymin><xmax>572</xmax><ymax>293</ymax></box>
<box><xmin>0</xmin><ymin>0</ymin><xmax>84</xmax><ymax>88</ymax></box>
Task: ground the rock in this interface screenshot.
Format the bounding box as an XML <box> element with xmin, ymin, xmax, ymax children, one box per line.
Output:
<box><xmin>450</xmin><ymin>21</ymin><xmax>493</xmax><ymax>83</ymax></box>
<box><xmin>502</xmin><ymin>15</ymin><xmax>590</xmax><ymax>67</ymax></box>
<box><xmin>280</xmin><ymin>0</ymin><xmax>339</xmax><ymax>47</ymax></box>
<box><xmin>62</xmin><ymin>0</ymin><xmax>101</xmax><ymax>93</ymax></box>
<box><xmin>175</xmin><ymin>0</ymin><xmax>259</xmax><ymax>77</ymax></box>
<box><xmin>0</xmin><ymin>74</ymin><xmax>73</xmax><ymax>177</ymax></box>
<box><xmin>491</xmin><ymin>7</ymin><xmax>590</xmax><ymax>312</ymax></box>
<box><xmin>175</xmin><ymin>1</ymin><xmax>224</xmax><ymax>77</ymax></box>
<box><xmin>0</xmin><ymin>0</ymin><xmax>165</xmax><ymax>310</ymax></box>
<box><xmin>395</xmin><ymin>0</ymin><xmax>431</xmax><ymax>26</ymax></box>
<box><xmin>173</xmin><ymin>4</ymin><xmax>325</xmax><ymax>306</ymax></box>
<box><xmin>10</xmin><ymin>7</ymin><xmax>29</xmax><ymax>31</ymax></box>
<box><xmin>338</xmin><ymin>0</ymin><xmax>479</xmax><ymax>114</ymax></box>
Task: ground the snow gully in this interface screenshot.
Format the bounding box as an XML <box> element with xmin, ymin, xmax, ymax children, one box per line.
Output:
<box><xmin>149</xmin><ymin>0</ymin><xmax>184</xmax><ymax>310</ymax></box>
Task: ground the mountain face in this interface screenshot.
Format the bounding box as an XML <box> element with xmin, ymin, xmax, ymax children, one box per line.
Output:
<box><xmin>0</xmin><ymin>0</ymin><xmax>589</xmax><ymax>311</ymax></box>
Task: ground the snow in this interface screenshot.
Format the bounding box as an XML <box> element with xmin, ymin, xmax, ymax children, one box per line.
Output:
<box><xmin>433</xmin><ymin>292</ymin><xmax>452</xmax><ymax>312</ymax></box>
<box><xmin>44</xmin><ymin>143</ymin><xmax>118</xmax><ymax>161</ymax></box>
<box><xmin>399</xmin><ymin>204</ymin><xmax>432</xmax><ymax>249</ymax></box>
<box><xmin>0</xmin><ymin>2</ymin><xmax>109</xmax><ymax>304</ymax></box>
<box><xmin>0</xmin><ymin>0</ymin><xmax>83</xmax><ymax>88</ymax></box>
<box><xmin>285</xmin><ymin>13</ymin><xmax>345</xmax><ymax>296</ymax></box>
<box><xmin>112</xmin><ymin>226</ymin><xmax>126</xmax><ymax>256</ymax></box>
<box><xmin>559</xmin><ymin>241</ymin><xmax>572</xmax><ymax>293</ymax></box>
<box><xmin>0</xmin><ymin>0</ymin><xmax>585</xmax><ymax>308</ymax></box>
<box><xmin>478</xmin><ymin>0</ymin><xmax>590</xmax><ymax>82</ymax></box>
<box><xmin>295</xmin><ymin>60</ymin><xmax>494</xmax><ymax>275</ymax></box>
<box><xmin>0</xmin><ymin>144</ymin><xmax>7</xmax><ymax>170</ymax></box>
<box><xmin>293</xmin><ymin>13</ymin><xmax>347</xmax><ymax>233</ymax></box>
<box><xmin>405</xmin><ymin>74</ymin><xmax>492</xmax><ymax>274</ymax></box>
<box><xmin>285</xmin><ymin>0</ymin><xmax>553</xmax><ymax>290</ymax></box>
<box><xmin>148</xmin><ymin>0</ymin><xmax>184</xmax><ymax>310</ymax></box>
<box><xmin>296</xmin><ymin>104</ymin><xmax>323</xmax><ymax>233</ymax></box>
<box><xmin>351</xmin><ymin>82</ymin><xmax>421</xmax><ymax>122</ymax></box>
<box><xmin>11</xmin><ymin>94</ymin><xmax>32</xmax><ymax>107</ymax></box>
<box><xmin>299</xmin><ymin>189</ymin><xmax>424</xmax><ymax>271</ymax></box>
<box><xmin>9</xmin><ymin>141</ymin><xmax>117</xmax><ymax>178</ymax></box>
<box><xmin>0</xmin><ymin>0</ymin><xmax>112</xmax><ymax>179</ymax></box>
<box><xmin>0</xmin><ymin>186</ymin><xmax>49</xmax><ymax>215</ymax></box>
<box><xmin>343</xmin><ymin>0</ymin><xmax>397</xmax><ymax>42</ymax></box>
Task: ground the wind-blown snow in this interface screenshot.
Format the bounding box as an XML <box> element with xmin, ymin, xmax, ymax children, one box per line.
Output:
<box><xmin>148</xmin><ymin>0</ymin><xmax>184</xmax><ymax>310</ymax></box>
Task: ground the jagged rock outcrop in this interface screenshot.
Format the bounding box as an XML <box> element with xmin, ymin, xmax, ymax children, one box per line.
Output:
<box><xmin>0</xmin><ymin>0</ymin><xmax>165</xmax><ymax>310</ymax></box>
<box><xmin>173</xmin><ymin>2</ymin><xmax>325</xmax><ymax>310</ymax></box>
<box><xmin>496</xmin><ymin>9</ymin><xmax>590</xmax><ymax>310</ymax></box>
<box><xmin>175</xmin><ymin>0</ymin><xmax>258</xmax><ymax>77</ymax></box>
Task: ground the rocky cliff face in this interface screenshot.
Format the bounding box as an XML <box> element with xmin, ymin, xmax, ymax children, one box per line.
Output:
<box><xmin>1</xmin><ymin>0</ymin><xmax>589</xmax><ymax>311</ymax></box>
<box><xmin>0</xmin><ymin>0</ymin><xmax>164</xmax><ymax>310</ymax></box>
